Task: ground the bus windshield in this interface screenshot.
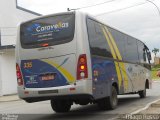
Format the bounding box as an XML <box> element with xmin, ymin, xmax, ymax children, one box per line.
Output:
<box><xmin>20</xmin><ymin>13</ymin><xmax>75</xmax><ymax>48</ymax></box>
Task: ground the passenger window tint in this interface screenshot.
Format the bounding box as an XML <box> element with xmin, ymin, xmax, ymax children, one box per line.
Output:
<box><xmin>138</xmin><ymin>41</ymin><xmax>146</xmax><ymax>63</ymax></box>
<box><xmin>20</xmin><ymin>13</ymin><xmax>75</xmax><ymax>49</ymax></box>
<box><xmin>108</xmin><ymin>28</ymin><xmax>127</xmax><ymax>60</ymax></box>
<box><xmin>87</xmin><ymin>19</ymin><xmax>113</xmax><ymax>58</ymax></box>
<box><xmin>125</xmin><ymin>37</ymin><xmax>139</xmax><ymax>62</ymax></box>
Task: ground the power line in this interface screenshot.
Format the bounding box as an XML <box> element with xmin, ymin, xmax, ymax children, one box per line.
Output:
<box><xmin>146</xmin><ymin>0</ymin><xmax>160</xmax><ymax>16</ymax></box>
<box><xmin>68</xmin><ymin>0</ymin><xmax>119</xmax><ymax>11</ymax></box>
<box><xmin>95</xmin><ymin>1</ymin><xmax>148</xmax><ymax>17</ymax></box>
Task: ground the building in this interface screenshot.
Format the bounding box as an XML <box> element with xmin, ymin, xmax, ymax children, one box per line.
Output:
<box><xmin>154</xmin><ymin>57</ymin><xmax>160</xmax><ymax>65</ymax></box>
<box><xmin>0</xmin><ymin>0</ymin><xmax>40</xmax><ymax>96</ymax></box>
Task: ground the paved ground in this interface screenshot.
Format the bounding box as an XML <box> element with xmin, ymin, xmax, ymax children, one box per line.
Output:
<box><xmin>0</xmin><ymin>94</ymin><xmax>19</xmax><ymax>102</ymax></box>
<box><xmin>0</xmin><ymin>81</ymin><xmax>160</xmax><ymax>120</ymax></box>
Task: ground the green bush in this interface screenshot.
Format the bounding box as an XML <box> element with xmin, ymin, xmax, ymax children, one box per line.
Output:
<box><xmin>152</xmin><ymin>64</ymin><xmax>160</xmax><ymax>71</ymax></box>
<box><xmin>151</xmin><ymin>64</ymin><xmax>160</xmax><ymax>79</ymax></box>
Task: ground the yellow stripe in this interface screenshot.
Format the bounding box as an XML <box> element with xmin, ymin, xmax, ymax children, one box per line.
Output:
<box><xmin>114</xmin><ymin>61</ymin><xmax>122</xmax><ymax>88</ymax></box>
<box><xmin>105</xmin><ymin>27</ymin><xmax>122</xmax><ymax>60</ymax></box>
<box><xmin>120</xmin><ymin>63</ymin><xmax>128</xmax><ymax>90</ymax></box>
<box><xmin>101</xmin><ymin>26</ymin><xmax>122</xmax><ymax>88</ymax></box>
<box><xmin>41</xmin><ymin>59</ymin><xmax>75</xmax><ymax>83</ymax></box>
<box><xmin>101</xmin><ymin>27</ymin><xmax>116</xmax><ymax>59</ymax></box>
<box><xmin>104</xmin><ymin>27</ymin><xmax>128</xmax><ymax>90</ymax></box>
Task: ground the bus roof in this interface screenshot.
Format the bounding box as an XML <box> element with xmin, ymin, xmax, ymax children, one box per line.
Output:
<box><xmin>20</xmin><ymin>10</ymin><xmax>149</xmax><ymax>50</ymax></box>
<box><xmin>86</xmin><ymin>14</ymin><xmax>148</xmax><ymax>49</ymax></box>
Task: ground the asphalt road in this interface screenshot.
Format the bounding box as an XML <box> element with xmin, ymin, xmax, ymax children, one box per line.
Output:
<box><xmin>0</xmin><ymin>81</ymin><xmax>160</xmax><ymax>120</ymax></box>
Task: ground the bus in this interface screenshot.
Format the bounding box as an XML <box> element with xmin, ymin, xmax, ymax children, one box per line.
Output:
<box><xmin>16</xmin><ymin>11</ymin><xmax>152</xmax><ymax>112</ymax></box>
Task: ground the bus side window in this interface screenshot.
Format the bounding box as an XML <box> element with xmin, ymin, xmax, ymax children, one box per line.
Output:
<box><xmin>87</xmin><ymin>19</ymin><xmax>113</xmax><ymax>58</ymax></box>
<box><xmin>124</xmin><ymin>37</ymin><xmax>139</xmax><ymax>63</ymax></box>
<box><xmin>108</xmin><ymin>27</ymin><xmax>126</xmax><ymax>61</ymax></box>
<box><xmin>138</xmin><ymin>41</ymin><xmax>146</xmax><ymax>63</ymax></box>
<box><xmin>143</xmin><ymin>49</ymin><xmax>146</xmax><ymax>62</ymax></box>
<box><xmin>147</xmin><ymin>51</ymin><xmax>152</xmax><ymax>61</ymax></box>
<box><xmin>145</xmin><ymin>51</ymin><xmax>151</xmax><ymax>69</ymax></box>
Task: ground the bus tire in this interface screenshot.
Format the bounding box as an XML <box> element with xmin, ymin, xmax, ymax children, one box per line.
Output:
<box><xmin>98</xmin><ymin>86</ymin><xmax>118</xmax><ymax>110</ymax></box>
<box><xmin>139</xmin><ymin>87</ymin><xmax>146</xmax><ymax>98</ymax></box>
<box><xmin>50</xmin><ymin>99</ymin><xmax>72</xmax><ymax>113</ymax></box>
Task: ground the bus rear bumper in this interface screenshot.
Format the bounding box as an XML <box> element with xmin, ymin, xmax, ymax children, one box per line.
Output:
<box><xmin>22</xmin><ymin>94</ymin><xmax>93</xmax><ymax>103</ymax></box>
<box><xmin>17</xmin><ymin>80</ymin><xmax>93</xmax><ymax>102</ymax></box>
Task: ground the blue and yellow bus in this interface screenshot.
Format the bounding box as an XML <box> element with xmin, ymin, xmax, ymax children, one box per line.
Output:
<box><xmin>16</xmin><ymin>11</ymin><xmax>152</xmax><ymax>112</ymax></box>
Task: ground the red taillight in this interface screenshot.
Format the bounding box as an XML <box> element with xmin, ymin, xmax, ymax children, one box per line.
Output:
<box><xmin>41</xmin><ymin>43</ymin><xmax>49</xmax><ymax>47</ymax></box>
<box><xmin>77</xmin><ymin>54</ymin><xmax>88</xmax><ymax>80</ymax></box>
<box><xmin>16</xmin><ymin>63</ymin><xmax>23</xmax><ymax>86</ymax></box>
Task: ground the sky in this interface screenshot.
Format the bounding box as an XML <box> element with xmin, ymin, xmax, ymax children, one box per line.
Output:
<box><xmin>17</xmin><ymin>0</ymin><xmax>160</xmax><ymax>58</ymax></box>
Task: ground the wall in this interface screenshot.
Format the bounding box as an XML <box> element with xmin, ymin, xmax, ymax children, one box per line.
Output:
<box><xmin>0</xmin><ymin>0</ymin><xmax>38</xmax><ymax>95</ymax></box>
<box><xmin>0</xmin><ymin>50</ymin><xmax>16</xmax><ymax>95</ymax></box>
<box><xmin>0</xmin><ymin>0</ymin><xmax>38</xmax><ymax>46</ymax></box>
<box><xmin>154</xmin><ymin>57</ymin><xmax>160</xmax><ymax>65</ymax></box>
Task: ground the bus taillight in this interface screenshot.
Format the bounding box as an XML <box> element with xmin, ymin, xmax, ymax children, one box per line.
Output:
<box><xmin>77</xmin><ymin>54</ymin><xmax>88</xmax><ymax>80</ymax></box>
<box><xmin>16</xmin><ymin>63</ymin><xmax>23</xmax><ymax>86</ymax></box>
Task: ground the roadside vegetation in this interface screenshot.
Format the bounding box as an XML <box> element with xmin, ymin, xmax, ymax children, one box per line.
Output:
<box><xmin>151</xmin><ymin>48</ymin><xmax>159</xmax><ymax>80</ymax></box>
<box><xmin>151</xmin><ymin>64</ymin><xmax>160</xmax><ymax>79</ymax></box>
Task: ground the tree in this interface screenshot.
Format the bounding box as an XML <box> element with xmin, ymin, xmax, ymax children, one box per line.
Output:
<box><xmin>152</xmin><ymin>48</ymin><xmax>159</xmax><ymax>57</ymax></box>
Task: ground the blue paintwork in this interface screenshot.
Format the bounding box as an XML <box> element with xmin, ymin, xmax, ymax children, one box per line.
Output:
<box><xmin>92</xmin><ymin>56</ymin><xmax>118</xmax><ymax>99</ymax></box>
<box><xmin>21</xmin><ymin>60</ymin><xmax>69</xmax><ymax>88</ymax></box>
<box><xmin>26</xmin><ymin>23</ymin><xmax>40</xmax><ymax>33</ymax></box>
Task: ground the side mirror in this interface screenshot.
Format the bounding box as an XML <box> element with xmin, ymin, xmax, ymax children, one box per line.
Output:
<box><xmin>147</xmin><ymin>52</ymin><xmax>152</xmax><ymax>61</ymax></box>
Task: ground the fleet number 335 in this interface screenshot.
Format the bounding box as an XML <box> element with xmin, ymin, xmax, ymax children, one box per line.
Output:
<box><xmin>24</xmin><ymin>62</ymin><xmax>32</xmax><ymax>68</ymax></box>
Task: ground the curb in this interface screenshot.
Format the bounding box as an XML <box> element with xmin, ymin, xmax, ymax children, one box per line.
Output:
<box><xmin>130</xmin><ymin>81</ymin><xmax>160</xmax><ymax>114</ymax></box>
<box><xmin>153</xmin><ymin>80</ymin><xmax>160</xmax><ymax>82</ymax></box>
<box><xmin>110</xmin><ymin>99</ymin><xmax>160</xmax><ymax>120</ymax></box>
<box><xmin>0</xmin><ymin>95</ymin><xmax>21</xmax><ymax>102</ymax></box>
<box><xmin>0</xmin><ymin>99</ymin><xmax>21</xmax><ymax>102</ymax></box>
<box><xmin>131</xmin><ymin>98</ymin><xmax>160</xmax><ymax>114</ymax></box>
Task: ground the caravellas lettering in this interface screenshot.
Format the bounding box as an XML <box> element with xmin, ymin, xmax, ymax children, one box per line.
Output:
<box><xmin>36</xmin><ymin>22</ymin><xmax>69</xmax><ymax>32</ymax></box>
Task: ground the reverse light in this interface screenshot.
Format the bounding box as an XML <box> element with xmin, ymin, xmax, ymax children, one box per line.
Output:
<box><xmin>77</xmin><ymin>54</ymin><xmax>88</xmax><ymax>80</ymax></box>
<box><xmin>80</xmin><ymin>72</ymin><xmax>85</xmax><ymax>77</ymax></box>
<box><xmin>16</xmin><ymin>63</ymin><xmax>23</xmax><ymax>86</ymax></box>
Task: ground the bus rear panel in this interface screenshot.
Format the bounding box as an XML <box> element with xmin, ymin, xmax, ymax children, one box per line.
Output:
<box><xmin>16</xmin><ymin>12</ymin><xmax>93</xmax><ymax>103</ymax></box>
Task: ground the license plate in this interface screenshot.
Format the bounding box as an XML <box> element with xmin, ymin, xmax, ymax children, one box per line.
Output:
<box><xmin>41</xmin><ymin>74</ymin><xmax>55</xmax><ymax>81</ymax></box>
<box><xmin>38</xmin><ymin>90</ymin><xmax>58</xmax><ymax>94</ymax></box>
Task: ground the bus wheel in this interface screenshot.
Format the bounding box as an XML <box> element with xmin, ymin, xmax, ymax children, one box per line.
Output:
<box><xmin>139</xmin><ymin>87</ymin><xmax>146</xmax><ymax>98</ymax></box>
<box><xmin>50</xmin><ymin>99</ymin><xmax>72</xmax><ymax>113</ymax></box>
<box><xmin>98</xmin><ymin>86</ymin><xmax>118</xmax><ymax>110</ymax></box>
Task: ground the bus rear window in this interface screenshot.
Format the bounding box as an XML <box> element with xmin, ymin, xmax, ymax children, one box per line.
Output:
<box><xmin>20</xmin><ymin>13</ymin><xmax>75</xmax><ymax>48</ymax></box>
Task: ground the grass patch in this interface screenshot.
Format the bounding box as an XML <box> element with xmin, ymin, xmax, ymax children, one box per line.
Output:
<box><xmin>151</xmin><ymin>70</ymin><xmax>159</xmax><ymax>79</ymax></box>
<box><xmin>151</xmin><ymin>64</ymin><xmax>160</xmax><ymax>80</ymax></box>
<box><xmin>152</xmin><ymin>64</ymin><xmax>160</xmax><ymax>71</ymax></box>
